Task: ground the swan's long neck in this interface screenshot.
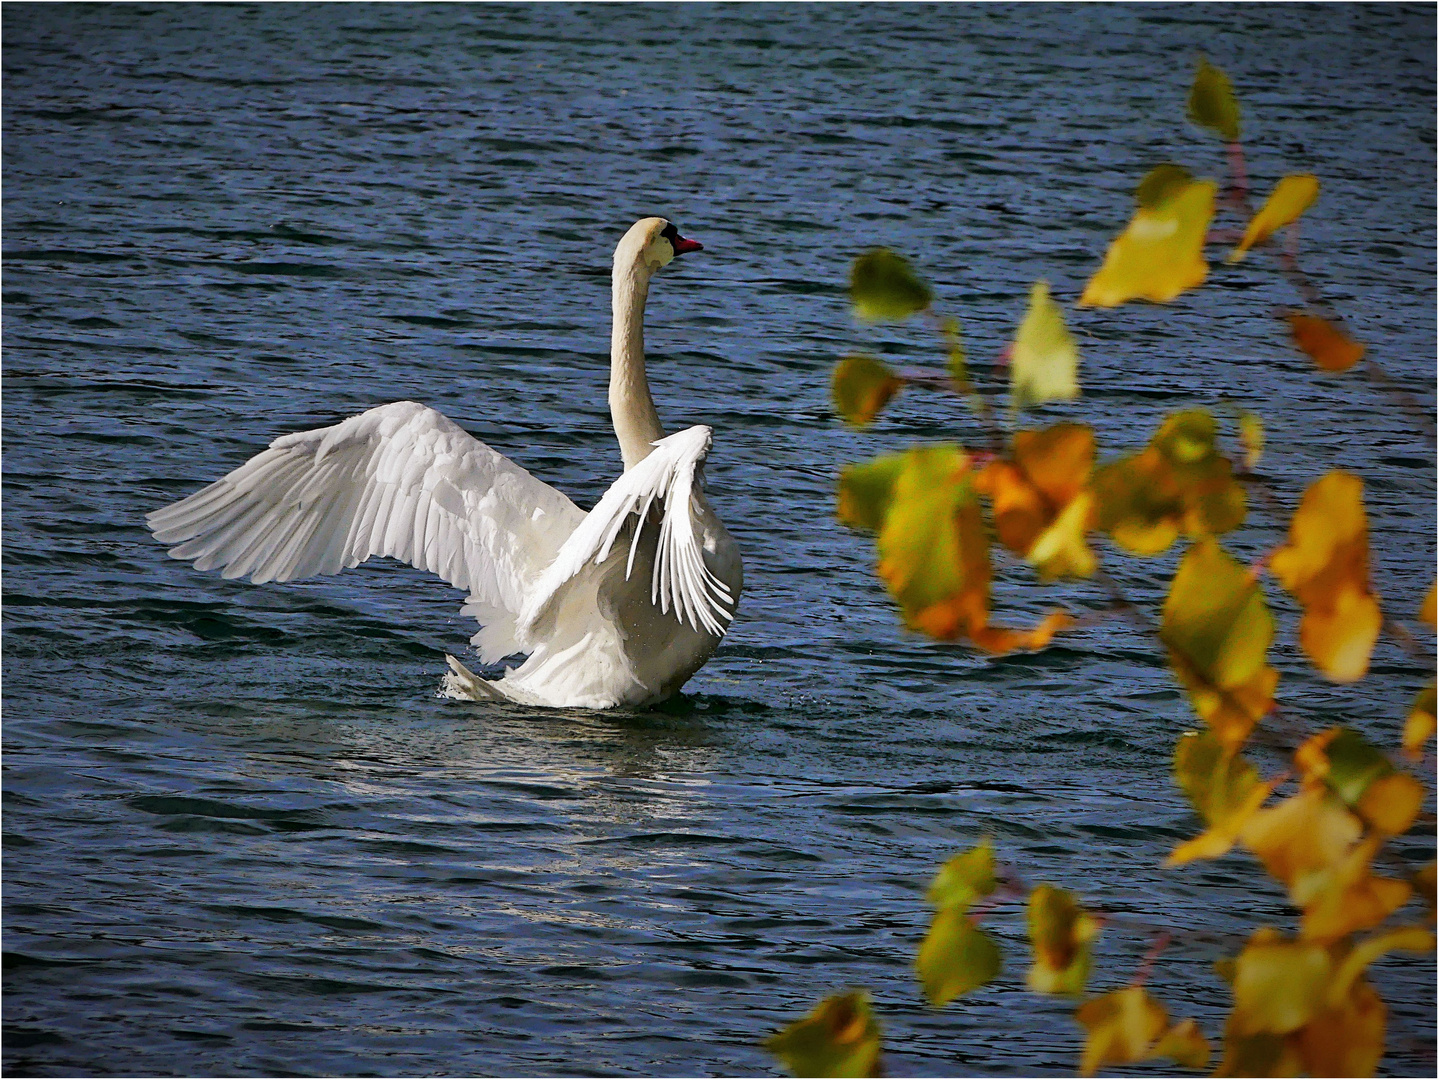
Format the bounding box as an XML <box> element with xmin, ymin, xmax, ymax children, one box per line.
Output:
<box><xmin>609</xmin><ymin>262</ymin><xmax>665</xmax><ymax>471</ymax></box>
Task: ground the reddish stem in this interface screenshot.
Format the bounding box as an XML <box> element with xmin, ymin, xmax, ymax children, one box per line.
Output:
<box><xmin>1133</xmin><ymin>931</ymin><xmax>1173</xmax><ymax>987</ymax></box>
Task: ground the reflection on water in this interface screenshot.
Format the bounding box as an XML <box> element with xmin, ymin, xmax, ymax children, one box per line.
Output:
<box><xmin>4</xmin><ymin>2</ymin><xmax>1435</xmax><ymax>1076</ymax></box>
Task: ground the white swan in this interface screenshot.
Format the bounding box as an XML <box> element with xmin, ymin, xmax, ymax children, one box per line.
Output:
<box><xmin>147</xmin><ymin>217</ymin><xmax>743</xmax><ymax>709</ymax></box>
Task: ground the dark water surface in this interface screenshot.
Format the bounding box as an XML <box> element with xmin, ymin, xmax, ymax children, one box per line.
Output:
<box><xmin>4</xmin><ymin>3</ymin><xmax>1435</xmax><ymax>1076</ymax></box>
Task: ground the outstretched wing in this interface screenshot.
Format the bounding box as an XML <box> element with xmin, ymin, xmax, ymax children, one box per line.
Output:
<box><xmin>147</xmin><ymin>401</ymin><xmax>584</xmax><ymax>618</ymax></box>
<box><xmin>521</xmin><ymin>425</ymin><xmax>735</xmax><ymax>638</ymax></box>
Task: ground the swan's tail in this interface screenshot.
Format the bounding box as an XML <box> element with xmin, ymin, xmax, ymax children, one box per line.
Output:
<box><xmin>441</xmin><ymin>654</ymin><xmax>507</xmax><ymax>701</ymax></box>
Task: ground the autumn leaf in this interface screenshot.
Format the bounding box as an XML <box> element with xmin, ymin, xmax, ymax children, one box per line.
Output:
<box><xmin>941</xmin><ymin>316</ymin><xmax>970</xmax><ymax>394</ymax></box>
<box><xmin>1402</xmin><ymin>681</ymin><xmax>1436</xmax><ymax>760</ymax></box>
<box><xmin>1329</xmin><ymin>926</ymin><xmax>1436</xmax><ymax>1004</ymax></box>
<box><xmin>1240</xmin><ymin>786</ymin><xmax>1364</xmax><ymax>905</ymax></box>
<box><xmin>850</xmin><ymin>248</ymin><xmax>932</xmax><ymax>322</ymax></box>
<box><xmin>1188</xmin><ymin>54</ymin><xmax>1241</xmax><ymax>141</ymax></box>
<box><xmin>1296</xmin><ymin>726</ymin><xmax>1423</xmax><ymax>836</ymax></box>
<box><xmin>874</xmin><ymin>445</ymin><xmax>984</xmax><ymax>638</ymax></box>
<box><xmin>1076</xmin><ymin>986</ymin><xmax>1205</xmax><ymax>1076</ymax></box>
<box><xmin>1167</xmin><ymin>730</ymin><xmax>1277</xmax><ymax>865</ymax></box>
<box><xmin>1229</xmin><ymin>174</ymin><xmax>1320</xmax><ymax>262</ymax></box>
<box><xmin>927</xmin><ymin>840</ymin><xmax>998</xmax><ymax>912</ymax></box>
<box><xmin>1135</xmin><ymin>163</ymin><xmax>1196</xmax><ymax>208</ymax></box>
<box><xmin>1010</xmin><ymin>280</ymin><xmax>1080</xmax><ymax>410</ymax></box>
<box><xmin>1093</xmin><ymin>409</ymin><xmax>1246</xmax><ymax>556</ymax></box>
<box><xmin>975</xmin><ymin>423</ymin><xmax>1096</xmax><ymax>579</ymax></box>
<box><xmin>836</xmin><ymin>453</ymin><xmax>907</xmax><ymax>532</ymax></box>
<box><xmin>1162</xmin><ymin>539</ymin><xmax>1277</xmax><ymax>747</ymax></box>
<box><xmin>1026</xmin><ymin>884</ymin><xmax>1100</xmax><ymax>995</ymax></box>
<box><xmin>1079</xmin><ymin>178</ymin><xmax>1217</xmax><ymax>307</ymax></box>
<box><xmin>1238</xmin><ymin>410</ymin><xmax>1264</xmax><ymax>471</ymax></box>
<box><xmin>1288</xmin><ymin>312</ymin><xmax>1365</xmax><ymax>373</ymax></box>
<box><xmin>1421</xmin><ymin>582</ymin><xmax>1437</xmax><ymax>628</ymax></box>
<box><xmin>766</xmin><ymin>990</ymin><xmax>883</xmax><ymax>1078</ymax></box>
<box><xmin>832</xmin><ymin>354</ymin><xmax>903</xmax><ymax>427</ymax></box>
<box><xmin>873</xmin><ymin>445</ymin><xmax>1071</xmax><ymax>651</ymax></box>
<box><xmin>916</xmin><ymin>908</ymin><xmax>1002</xmax><ymax>1006</ymax></box>
<box><xmin>1229</xmin><ymin>929</ymin><xmax>1331</xmax><ymax>1036</ymax></box>
<box><xmin>1296</xmin><ymin>836</ymin><xmax>1411</xmax><ymax>942</ymax></box>
<box><xmin>1270</xmin><ymin>471</ymin><xmax>1382</xmax><ymax>682</ymax></box>
<box><xmin>1296</xmin><ymin>977</ymin><xmax>1385</xmax><ymax>1078</ymax></box>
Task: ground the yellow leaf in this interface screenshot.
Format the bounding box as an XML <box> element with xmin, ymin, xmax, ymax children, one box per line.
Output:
<box><xmin>1026</xmin><ymin>884</ymin><xmax>1099</xmax><ymax>995</ymax></box>
<box><xmin>1075</xmin><ymin>986</ymin><xmax>1168</xmax><ymax>1077</ymax></box>
<box><xmin>1026</xmin><ymin>493</ymin><xmax>1097</xmax><ymax>581</ymax></box>
<box><xmin>1188</xmin><ymin>54</ymin><xmax>1241</xmax><ymax>141</ymax></box>
<box><xmin>975</xmin><ymin>423</ymin><xmax>1096</xmax><ymax>579</ymax></box>
<box><xmin>850</xmin><ymin>248</ymin><xmax>932</xmax><ymax>322</ymax></box>
<box><xmin>832</xmin><ymin>354</ymin><xmax>903</xmax><ymax>428</ymax></box>
<box><xmin>1079</xmin><ymin>179</ymin><xmax>1217</xmax><ymax>307</ymax></box>
<box><xmin>1296</xmin><ymin>978</ymin><xmax>1385</xmax><ymax>1078</ymax></box>
<box><xmin>1355</xmin><ymin>770</ymin><xmax>1424</xmax><ymax>836</ymax></box>
<box><xmin>766</xmin><ymin>990</ymin><xmax>883</xmax><ymax>1078</ymax></box>
<box><xmin>926</xmin><ymin>840</ymin><xmax>997</xmax><ymax>912</ymax></box>
<box><xmin>1270</xmin><ymin>471</ymin><xmax>1381</xmax><ymax>682</ymax></box>
<box><xmin>1421</xmin><ymin>582</ymin><xmax>1437</xmax><ymax>627</ymax></box>
<box><xmin>1162</xmin><ymin>539</ymin><xmax>1276</xmax><ymax>745</ymax></box>
<box><xmin>1298</xmin><ymin>836</ymin><xmax>1411</xmax><ymax>942</ymax></box>
<box><xmin>1238</xmin><ymin>410</ymin><xmax>1264</xmax><ymax>471</ymax></box>
<box><xmin>1300</xmin><ymin>587</ymin><xmax>1382</xmax><ymax>683</ymax></box>
<box><xmin>1167</xmin><ymin>731</ymin><xmax>1277</xmax><ymax>865</ymax></box>
<box><xmin>1288</xmin><ymin>313</ymin><xmax>1365</xmax><ymax>373</ymax></box>
<box><xmin>1229</xmin><ymin>175</ymin><xmax>1320</xmax><ymax>262</ymax></box>
<box><xmin>1240</xmin><ymin>786</ymin><xmax>1361</xmax><ymax>894</ymax></box>
<box><xmin>915</xmin><ymin>908</ymin><xmax>1002</xmax><ymax>1007</ymax></box>
<box><xmin>1152</xmin><ymin>1018</ymin><xmax>1211</xmax><ymax>1071</ymax></box>
<box><xmin>1329</xmin><ymin>927</ymin><xmax>1435</xmax><ymax>1005</ymax></box>
<box><xmin>1011</xmin><ymin>280</ymin><xmax>1080</xmax><ymax>410</ymax></box>
<box><xmin>1230</xmin><ymin>930</ymin><xmax>1331</xmax><ymax>1036</ymax></box>
<box><xmin>836</xmin><ymin>453</ymin><xmax>907</xmax><ymax>532</ymax></box>
<box><xmin>1402</xmin><ymin>681</ymin><xmax>1436</xmax><ymax>760</ymax></box>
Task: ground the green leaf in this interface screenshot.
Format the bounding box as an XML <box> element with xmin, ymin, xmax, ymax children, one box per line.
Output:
<box><xmin>765</xmin><ymin>990</ymin><xmax>883</xmax><ymax>1078</ymax></box>
<box><xmin>1188</xmin><ymin>55</ymin><xmax>1240</xmax><ymax>141</ymax></box>
<box><xmin>832</xmin><ymin>354</ymin><xmax>903</xmax><ymax>427</ymax></box>
<box><xmin>850</xmin><ymin>248</ymin><xmax>932</xmax><ymax>321</ymax></box>
<box><xmin>942</xmin><ymin>316</ymin><xmax>970</xmax><ymax>393</ymax></box>
<box><xmin>1162</xmin><ymin>538</ymin><xmax>1274</xmax><ymax>690</ymax></box>
<box><xmin>837</xmin><ymin>453</ymin><xmax>907</xmax><ymax>532</ymax></box>
<box><xmin>1135</xmin><ymin>163</ymin><xmax>1196</xmax><ymax>208</ymax></box>
<box><xmin>1322</xmin><ymin>728</ymin><xmax>1393</xmax><ymax>807</ymax></box>
<box><xmin>1011</xmin><ymin>280</ymin><xmax>1080</xmax><ymax>411</ymax></box>
<box><xmin>927</xmin><ymin>839</ymin><xmax>997</xmax><ymax>911</ymax></box>
<box><xmin>916</xmin><ymin>908</ymin><xmax>1002</xmax><ymax>1006</ymax></box>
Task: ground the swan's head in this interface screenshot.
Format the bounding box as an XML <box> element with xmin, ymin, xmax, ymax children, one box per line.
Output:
<box><xmin>615</xmin><ymin>216</ymin><xmax>704</xmax><ymax>279</ymax></box>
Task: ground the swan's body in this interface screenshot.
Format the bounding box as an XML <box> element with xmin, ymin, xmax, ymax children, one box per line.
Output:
<box><xmin>147</xmin><ymin>218</ymin><xmax>742</xmax><ymax>709</ymax></box>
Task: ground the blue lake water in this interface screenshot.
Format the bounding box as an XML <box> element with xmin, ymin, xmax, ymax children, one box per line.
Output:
<box><xmin>3</xmin><ymin>3</ymin><xmax>1434</xmax><ymax>1075</ymax></box>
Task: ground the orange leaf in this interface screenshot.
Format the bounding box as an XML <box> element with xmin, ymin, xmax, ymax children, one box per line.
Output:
<box><xmin>1288</xmin><ymin>313</ymin><xmax>1365</xmax><ymax>373</ymax></box>
<box><xmin>976</xmin><ymin>424</ymin><xmax>1097</xmax><ymax>579</ymax></box>
<box><xmin>1270</xmin><ymin>471</ymin><xmax>1381</xmax><ymax>682</ymax></box>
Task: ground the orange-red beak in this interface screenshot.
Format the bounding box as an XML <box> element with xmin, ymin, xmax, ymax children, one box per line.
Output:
<box><xmin>672</xmin><ymin>234</ymin><xmax>704</xmax><ymax>255</ymax></box>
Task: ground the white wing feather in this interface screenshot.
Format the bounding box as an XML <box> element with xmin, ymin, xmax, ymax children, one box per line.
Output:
<box><xmin>147</xmin><ymin>401</ymin><xmax>584</xmax><ymax>619</ymax></box>
<box><xmin>521</xmin><ymin>425</ymin><xmax>734</xmax><ymax>638</ymax></box>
